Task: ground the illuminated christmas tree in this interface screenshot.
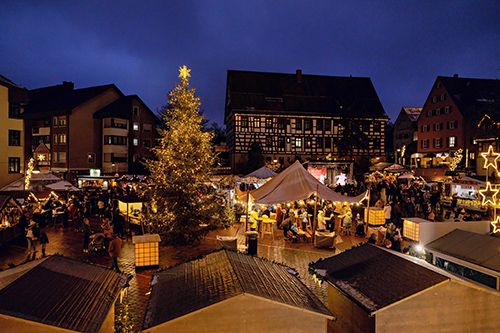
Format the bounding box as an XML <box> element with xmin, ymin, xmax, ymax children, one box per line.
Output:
<box><xmin>144</xmin><ymin>65</ymin><xmax>232</xmax><ymax>244</ymax></box>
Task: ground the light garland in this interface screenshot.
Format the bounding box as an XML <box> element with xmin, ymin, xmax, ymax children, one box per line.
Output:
<box><xmin>448</xmin><ymin>148</ymin><xmax>463</xmax><ymax>171</ymax></box>
<box><xmin>24</xmin><ymin>157</ymin><xmax>35</xmax><ymax>191</ymax></box>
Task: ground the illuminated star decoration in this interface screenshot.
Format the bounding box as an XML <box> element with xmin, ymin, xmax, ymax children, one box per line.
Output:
<box><xmin>178</xmin><ymin>65</ymin><xmax>191</xmax><ymax>81</ymax></box>
<box><xmin>491</xmin><ymin>216</ymin><xmax>500</xmax><ymax>234</ymax></box>
<box><xmin>481</xmin><ymin>145</ymin><xmax>500</xmax><ymax>170</ymax></box>
<box><xmin>479</xmin><ymin>182</ymin><xmax>499</xmax><ymax>206</ymax></box>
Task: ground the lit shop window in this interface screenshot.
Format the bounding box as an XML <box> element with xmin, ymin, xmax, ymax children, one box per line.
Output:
<box><xmin>133</xmin><ymin>138</ymin><xmax>139</xmax><ymax>146</ymax></box>
<box><xmin>449</xmin><ymin>136</ymin><xmax>456</xmax><ymax>148</ymax></box>
<box><xmin>133</xmin><ymin>122</ymin><xmax>140</xmax><ymax>131</ymax></box>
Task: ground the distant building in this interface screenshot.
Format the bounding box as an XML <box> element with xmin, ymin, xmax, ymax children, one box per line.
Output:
<box><xmin>143</xmin><ymin>250</ymin><xmax>333</xmax><ymax>332</ymax></box>
<box><xmin>311</xmin><ymin>243</ymin><xmax>499</xmax><ymax>333</ymax></box>
<box><xmin>0</xmin><ymin>256</ymin><xmax>126</xmax><ymax>333</ymax></box>
<box><xmin>0</xmin><ymin>75</ymin><xmax>27</xmax><ymax>188</ymax></box>
<box><xmin>23</xmin><ymin>81</ymin><xmax>159</xmax><ymax>176</ymax></box>
<box><xmin>416</xmin><ymin>75</ymin><xmax>500</xmax><ymax>170</ymax></box>
<box><xmin>224</xmin><ymin>69</ymin><xmax>388</xmax><ymax>174</ymax></box>
<box><xmin>475</xmin><ymin>111</ymin><xmax>500</xmax><ymax>176</ymax></box>
<box><xmin>393</xmin><ymin>107</ymin><xmax>421</xmax><ymax>167</ymax></box>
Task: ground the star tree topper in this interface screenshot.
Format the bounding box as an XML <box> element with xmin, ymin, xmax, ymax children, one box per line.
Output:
<box><xmin>491</xmin><ymin>216</ymin><xmax>500</xmax><ymax>234</ymax></box>
<box><xmin>178</xmin><ymin>65</ymin><xmax>191</xmax><ymax>81</ymax></box>
<box><xmin>479</xmin><ymin>182</ymin><xmax>499</xmax><ymax>206</ymax></box>
<box><xmin>481</xmin><ymin>145</ymin><xmax>500</xmax><ymax>170</ymax></box>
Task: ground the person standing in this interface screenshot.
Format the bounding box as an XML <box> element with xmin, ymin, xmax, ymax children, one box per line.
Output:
<box><xmin>384</xmin><ymin>202</ymin><xmax>392</xmax><ymax>226</ymax></box>
<box><xmin>82</xmin><ymin>217</ymin><xmax>91</xmax><ymax>254</ymax></box>
<box><xmin>40</xmin><ymin>227</ymin><xmax>49</xmax><ymax>257</ymax></box>
<box><xmin>25</xmin><ymin>220</ymin><xmax>37</xmax><ymax>260</ymax></box>
<box><xmin>108</xmin><ymin>234</ymin><xmax>123</xmax><ymax>273</ymax></box>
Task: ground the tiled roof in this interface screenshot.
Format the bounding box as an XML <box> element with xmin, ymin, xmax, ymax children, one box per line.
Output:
<box><xmin>0</xmin><ymin>74</ymin><xmax>23</xmax><ymax>88</ymax></box>
<box><xmin>143</xmin><ymin>250</ymin><xmax>331</xmax><ymax>329</ymax></box>
<box><xmin>439</xmin><ymin>76</ymin><xmax>500</xmax><ymax>123</ymax></box>
<box><xmin>93</xmin><ymin>95</ymin><xmax>160</xmax><ymax>123</ymax></box>
<box><xmin>402</xmin><ymin>107</ymin><xmax>422</xmax><ymax>122</ymax></box>
<box><xmin>24</xmin><ymin>82</ymin><xmax>122</xmax><ymax>119</ymax></box>
<box><xmin>426</xmin><ymin>229</ymin><xmax>500</xmax><ymax>272</ymax></box>
<box><xmin>310</xmin><ymin>244</ymin><xmax>448</xmax><ymax>313</ymax></box>
<box><xmin>0</xmin><ymin>256</ymin><xmax>127</xmax><ymax>333</ymax></box>
<box><xmin>225</xmin><ymin>70</ymin><xmax>387</xmax><ymax>120</ymax></box>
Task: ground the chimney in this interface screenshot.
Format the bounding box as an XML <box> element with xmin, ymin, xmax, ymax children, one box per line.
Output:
<box><xmin>453</xmin><ymin>74</ymin><xmax>459</xmax><ymax>78</ymax></box>
<box><xmin>296</xmin><ymin>69</ymin><xmax>302</xmax><ymax>83</ymax></box>
<box><xmin>62</xmin><ymin>81</ymin><xmax>74</xmax><ymax>90</ymax></box>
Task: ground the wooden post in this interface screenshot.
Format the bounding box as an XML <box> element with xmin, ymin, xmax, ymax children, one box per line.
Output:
<box><xmin>365</xmin><ymin>189</ymin><xmax>371</xmax><ymax>234</ymax></box>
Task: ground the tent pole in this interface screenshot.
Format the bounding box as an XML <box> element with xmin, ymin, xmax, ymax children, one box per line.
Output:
<box><xmin>312</xmin><ymin>185</ymin><xmax>318</xmax><ymax>241</ymax></box>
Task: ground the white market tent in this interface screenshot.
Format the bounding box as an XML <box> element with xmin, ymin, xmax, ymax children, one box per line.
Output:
<box><xmin>250</xmin><ymin>161</ymin><xmax>367</xmax><ymax>205</ymax></box>
<box><xmin>244</xmin><ymin>166</ymin><xmax>277</xmax><ymax>180</ymax></box>
<box><xmin>0</xmin><ymin>173</ymin><xmax>61</xmax><ymax>192</ymax></box>
<box><xmin>46</xmin><ymin>181</ymin><xmax>80</xmax><ymax>192</ymax></box>
<box><xmin>384</xmin><ymin>164</ymin><xmax>407</xmax><ymax>173</ymax></box>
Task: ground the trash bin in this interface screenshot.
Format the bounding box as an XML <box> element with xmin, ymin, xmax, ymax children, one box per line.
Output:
<box><xmin>245</xmin><ymin>231</ymin><xmax>259</xmax><ymax>255</ymax></box>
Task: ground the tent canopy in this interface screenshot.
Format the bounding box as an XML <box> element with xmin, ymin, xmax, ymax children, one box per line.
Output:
<box><xmin>244</xmin><ymin>166</ymin><xmax>277</xmax><ymax>180</ymax></box>
<box><xmin>398</xmin><ymin>173</ymin><xmax>415</xmax><ymax>179</ymax></box>
<box><xmin>250</xmin><ymin>161</ymin><xmax>367</xmax><ymax>204</ymax></box>
<box><xmin>46</xmin><ymin>181</ymin><xmax>80</xmax><ymax>192</ymax></box>
<box><xmin>384</xmin><ymin>164</ymin><xmax>406</xmax><ymax>173</ymax></box>
<box><xmin>0</xmin><ymin>173</ymin><xmax>61</xmax><ymax>192</ymax></box>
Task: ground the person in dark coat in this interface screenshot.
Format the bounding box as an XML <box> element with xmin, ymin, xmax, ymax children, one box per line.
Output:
<box><xmin>82</xmin><ymin>217</ymin><xmax>91</xmax><ymax>254</ymax></box>
<box><xmin>40</xmin><ymin>227</ymin><xmax>49</xmax><ymax>257</ymax></box>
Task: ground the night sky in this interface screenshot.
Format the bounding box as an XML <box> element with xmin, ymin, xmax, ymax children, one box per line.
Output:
<box><xmin>1</xmin><ymin>1</ymin><xmax>499</xmax><ymax>125</ymax></box>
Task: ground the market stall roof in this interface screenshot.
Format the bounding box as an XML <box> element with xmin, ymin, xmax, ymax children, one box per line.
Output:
<box><xmin>0</xmin><ymin>255</ymin><xmax>127</xmax><ymax>333</ymax></box>
<box><xmin>452</xmin><ymin>176</ymin><xmax>485</xmax><ymax>185</ymax></box>
<box><xmin>310</xmin><ymin>244</ymin><xmax>449</xmax><ymax>314</ymax></box>
<box><xmin>0</xmin><ymin>173</ymin><xmax>61</xmax><ymax>191</ymax></box>
<box><xmin>398</xmin><ymin>173</ymin><xmax>415</xmax><ymax>179</ymax></box>
<box><xmin>244</xmin><ymin>166</ymin><xmax>277</xmax><ymax>180</ymax></box>
<box><xmin>425</xmin><ymin>229</ymin><xmax>500</xmax><ymax>273</ymax></box>
<box><xmin>384</xmin><ymin>163</ymin><xmax>407</xmax><ymax>173</ymax></box>
<box><xmin>0</xmin><ymin>194</ymin><xmax>21</xmax><ymax>211</ymax></box>
<box><xmin>369</xmin><ymin>162</ymin><xmax>392</xmax><ymax>171</ymax></box>
<box><xmin>143</xmin><ymin>250</ymin><xmax>332</xmax><ymax>329</ymax></box>
<box><xmin>250</xmin><ymin>160</ymin><xmax>367</xmax><ymax>204</ymax></box>
<box><xmin>46</xmin><ymin>180</ymin><xmax>80</xmax><ymax>192</ymax></box>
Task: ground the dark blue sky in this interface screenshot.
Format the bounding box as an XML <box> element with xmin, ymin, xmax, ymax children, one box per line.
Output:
<box><xmin>1</xmin><ymin>1</ymin><xmax>499</xmax><ymax>125</ymax></box>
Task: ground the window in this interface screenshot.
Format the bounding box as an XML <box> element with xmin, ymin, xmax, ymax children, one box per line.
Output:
<box><xmin>440</xmin><ymin>93</ymin><xmax>446</xmax><ymax>101</ymax></box>
<box><xmin>58</xmin><ymin>152</ymin><xmax>67</xmax><ymax>163</ymax></box>
<box><xmin>449</xmin><ymin>120</ymin><xmax>457</xmax><ymax>129</ymax></box>
<box><xmin>8</xmin><ymin>104</ymin><xmax>20</xmax><ymax>118</ymax></box>
<box><xmin>278</xmin><ymin>137</ymin><xmax>285</xmax><ymax>149</ymax></box>
<box><xmin>316</xmin><ymin>137</ymin><xmax>323</xmax><ymax>149</ymax></box>
<box><xmin>59</xmin><ymin>134</ymin><xmax>66</xmax><ymax>144</ymax></box>
<box><xmin>53</xmin><ymin>117</ymin><xmax>58</xmax><ymax>126</ymax></box>
<box><xmin>143</xmin><ymin>139</ymin><xmax>151</xmax><ymax>147</ymax></box>
<box><xmin>277</xmin><ymin>118</ymin><xmax>286</xmax><ymax>130</ymax></box>
<box><xmin>422</xmin><ymin>140</ymin><xmax>429</xmax><ymax>149</ymax></box>
<box><xmin>295</xmin><ymin>137</ymin><xmax>302</xmax><ymax>148</ymax></box>
<box><xmin>295</xmin><ymin>119</ymin><xmax>302</xmax><ymax>130</ymax></box>
<box><xmin>432</xmin><ymin>96</ymin><xmax>438</xmax><ymax>103</ymax></box>
<box><xmin>434</xmin><ymin>138</ymin><xmax>442</xmax><ymax>148</ymax></box>
<box><xmin>106</xmin><ymin>118</ymin><xmax>127</xmax><ymax>129</ymax></box>
<box><xmin>325</xmin><ymin>138</ymin><xmax>331</xmax><ymax>149</ymax></box>
<box><xmin>53</xmin><ymin>135</ymin><xmax>58</xmax><ymax>145</ymax></box>
<box><xmin>133</xmin><ymin>122</ymin><xmax>139</xmax><ymax>131</ymax></box>
<box><xmin>436</xmin><ymin>109</ymin><xmax>440</xmax><ymax>116</ymax></box>
<box><xmin>104</xmin><ymin>135</ymin><xmax>127</xmax><ymax>145</ymax></box>
<box><xmin>449</xmin><ymin>136</ymin><xmax>456</xmax><ymax>147</ymax></box>
<box><xmin>304</xmin><ymin>119</ymin><xmax>312</xmax><ymax>131</ymax></box>
<box><xmin>8</xmin><ymin>157</ymin><xmax>20</xmax><ymax>173</ymax></box>
<box><xmin>252</xmin><ymin>117</ymin><xmax>260</xmax><ymax>128</ymax></box>
<box><xmin>305</xmin><ymin>138</ymin><xmax>312</xmax><ymax>148</ymax></box>
<box><xmin>316</xmin><ymin>119</ymin><xmax>323</xmax><ymax>131</ymax></box>
<box><xmin>133</xmin><ymin>107</ymin><xmax>139</xmax><ymax>117</ymax></box>
<box><xmin>88</xmin><ymin>153</ymin><xmax>96</xmax><ymax>163</ymax></box>
<box><xmin>265</xmin><ymin>118</ymin><xmax>273</xmax><ymax>129</ymax></box>
<box><xmin>325</xmin><ymin>119</ymin><xmax>332</xmax><ymax>132</ymax></box>
<box><xmin>444</xmin><ymin>106</ymin><xmax>451</xmax><ymax>114</ymax></box>
<box><xmin>373</xmin><ymin>122</ymin><xmax>381</xmax><ymax>132</ymax></box>
<box><xmin>58</xmin><ymin>116</ymin><xmax>67</xmax><ymax>126</ymax></box>
<box><xmin>241</xmin><ymin>116</ymin><xmax>248</xmax><ymax>128</ymax></box>
<box><xmin>8</xmin><ymin>130</ymin><xmax>21</xmax><ymax>146</ymax></box>
<box><xmin>265</xmin><ymin>136</ymin><xmax>272</xmax><ymax>148</ymax></box>
<box><xmin>133</xmin><ymin>138</ymin><xmax>139</xmax><ymax>146</ymax></box>
<box><xmin>143</xmin><ymin>123</ymin><xmax>152</xmax><ymax>132</ymax></box>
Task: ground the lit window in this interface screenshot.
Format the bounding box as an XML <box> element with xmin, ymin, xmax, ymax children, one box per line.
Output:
<box><xmin>133</xmin><ymin>138</ymin><xmax>139</xmax><ymax>146</ymax></box>
<box><xmin>449</xmin><ymin>136</ymin><xmax>456</xmax><ymax>147</ymax></box>
<box><xmin>133</xmin><ymin>122</ymin><xmax>139</xmax><ymax>131</ymax></box>
<box><xmin>295</xmin><ymin>138</ymin><xmax>302</xmax><ymax>148</ymax></box>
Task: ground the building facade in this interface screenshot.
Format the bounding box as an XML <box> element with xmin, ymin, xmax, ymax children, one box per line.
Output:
<box><xmin>24</xmin><ymin>81</ymin><xmax>159</xmax><ymax>177</ymax></box>
<box><xmin>475</xmin><ymin>112</ymin><xmax>500</xmax><ymax>177</ymax></box>
<box><xmin>225</xmin><ymin>70</ymin><xmax>388</xmax><ymax>174</ymax></box>
<box><xmin>416</xmin><ymin>75</ymin><xmax>500</xmax><ymax>171</ymax></box>
<box><xmin>393</xmin><ymin>107</ymin><xmax>421</xmax><ymax>167</ymax></box>
<box><xmin>0</xmin><ymin>75</ymin><xmax>27</xmax><ymax>188</ymax></box>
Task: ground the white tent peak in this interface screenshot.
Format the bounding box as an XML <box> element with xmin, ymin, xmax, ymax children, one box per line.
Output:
<box><xmin>245</xmin><ymin>166</ymin><xmax>277</xmax><ymax>179</ymax></box>
<box><xmin>251</xmin><ymin>160</ymin><xmax>367</xmax><ymax>204</ymax></box>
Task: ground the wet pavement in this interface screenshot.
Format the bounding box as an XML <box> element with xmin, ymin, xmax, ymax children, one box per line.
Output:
<box><xmin>0</xmin><ymin>220</ymin><xmax>365</xmax><ymax>332</ymax></box>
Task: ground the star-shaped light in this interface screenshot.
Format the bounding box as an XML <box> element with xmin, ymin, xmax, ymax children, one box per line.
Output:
<box><xmin>38</xmin><ymin>154</ymin><xmax>46</xmax><ymax>161</ymax></box>
<box><xmin>491</xmin><ymin>216</ymin><xmax>500</xmax><ymax>234</ymax></box>
<box><xmin>178</xmin><ymin>65</ymin><xmax>191</xmax><ymax>80</ymax></box>
<box><xmin>479</xmin><ymin>182</ymin><xmax>499</xmax><ymax>206</ymax></box>
<box><xmin>481</xmin><ymin>145</ymin><xmax>500</xmax><ymax>170</ymax></box>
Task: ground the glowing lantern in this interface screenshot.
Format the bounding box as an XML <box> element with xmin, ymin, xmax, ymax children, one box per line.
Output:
<box><xmin>132</xmin><ymin>234</ymin><xmax>161</xmax><ymax>268</ymax></box>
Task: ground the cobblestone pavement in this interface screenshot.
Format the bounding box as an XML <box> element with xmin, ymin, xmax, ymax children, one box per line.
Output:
<box><xmin>0</xmin><ymin>221</ymin><xmax>364</xmax><ymax>332</ymax></box>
